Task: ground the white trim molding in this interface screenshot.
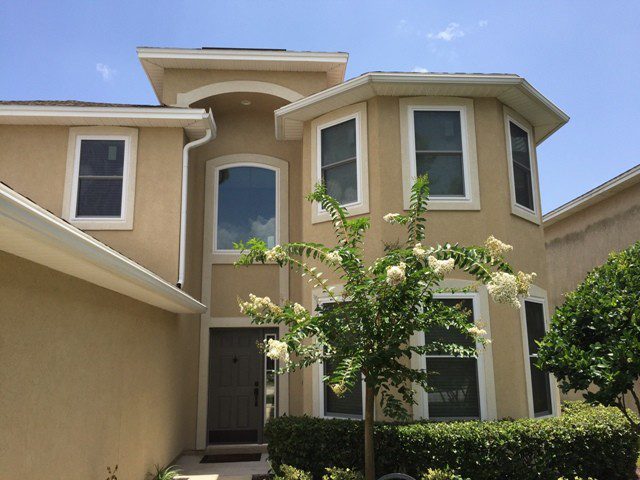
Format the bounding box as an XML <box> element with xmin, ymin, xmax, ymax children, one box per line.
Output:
<box><xmin>519</xmin><ymin>286</ymin><xmax>562</xmax><ymax>418</ymax></box>
<box><xmin>400</xmin><ymin>97</ymin><xmax>480</xmax><ymax>211</ymax></box>
<box><xmin>62</xmin><ymin>127</ymin><xmax>138</xmax><ymax>230</ymax></box>
<box><xmin>504</xmin><ymin>107</ymin><xmax>543</xmax><ymax>225</ymax></box>
<box><xmin>310</xmin><ymin>102</ymin><xmax>369</xmax><ymax>223</ymax></box>
<box><xmin>410</xmin><ymin>279</ymin><xmax>497</xmax><ymax>421</ymax></box>
<box><xmin>176</xmin><ymin>80</ymin><xmax>304</xmax><ymax>107</ymax></box>
<box><xmin>0</xmin><ymin>182</ymin><xmax>205</xmax><ymax>314</ymax></box>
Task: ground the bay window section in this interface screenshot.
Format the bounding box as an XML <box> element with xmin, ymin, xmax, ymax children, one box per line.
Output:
<box><xmin>413</xmin><ymin>110</ymin><xmax>465</xmax><ymax>197</ymax></box>
<box><xmin>320</xmin><ymin>118</ymin><xmax>358</xmax><ymax>206</ymax></box>
<box><xmin>424</xmin><ymin>298</ymin><xmax>481</xmax><ymax>419</ymax></box>
<box><xmin>524</xmin><ymin>300</ymin><xmax>553</xmax><ymax>417</ymax></box>
<box><xmin>215</xmin><ymin>166</ymin><xmax>276</xmax><ymax>251</ymax></box>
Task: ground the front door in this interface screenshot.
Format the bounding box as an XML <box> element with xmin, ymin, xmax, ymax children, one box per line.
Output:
<box><xmin>207</xmin><ymin>328</ymin><xmax>275</xmax><ymax>444</ymax></box>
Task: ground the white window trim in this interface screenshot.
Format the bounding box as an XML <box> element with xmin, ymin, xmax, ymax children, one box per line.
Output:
<box><xmin>410</xmin><ymin>280</ymin><xmax>497</xmax><ymax>421</ymax></box>
<box><xmin>311</xmin><ymin>287</ymin><xmax>366</xmax><ymax>419</ymax></box>
<box><xmin>209</xmin><ymin>155</ymin><xmax>288</xmax><ymax>264</ymax></box>
<box><xmin>504</xmin><ymin>107</ymin><xmax>542</xmax><ymax>224</ymax></box>
<box><xmin>310</xmin><ymin>102</ymin><xmax>369</xmax><ymax>224</ymax></box>
<box><xmin>62</xmin><ymin>126</ymin><xmax>138</xmax><ymax>230</ymax></box>
<box><xmin>400</xmin><ymin>97</ymin><xmax>480</xmax><ymax>211</ymax></box>
<box><xmin>520</xmin><ymin>286</ymin><xmax>561</xmax><ymax>419</ymax></box>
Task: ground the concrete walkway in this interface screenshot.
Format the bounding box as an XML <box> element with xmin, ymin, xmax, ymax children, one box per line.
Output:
<box><xmin>174</xmin><ymin>445</ymin><xmax>270</xmax><ymax>480</ymax></box>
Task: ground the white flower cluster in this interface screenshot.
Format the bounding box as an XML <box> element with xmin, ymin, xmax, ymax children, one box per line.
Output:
<box><xmin>239</xmin><ymin>294</ymin><xmax>282</xmax><ymax>316</ymax></box>
<box><xmin>265</xmin><ymin>338</ymin><xmax>289</xmax><ymax>363</ymax></box>
<box><xmin>383</xmin><ymin>213</ymin><xmax>401</xmax><ymax>224</ymax></box>
<box><xmin>516</xmin><ymin>271</ymin><xmax>537</xmax><ymax>296</ymax></box>
<box><xmin>330</xmin><ymin>383</ymin><xmax>347</xmax><ymax>396</ymax></box>
<box><xmin>485</xmin><ymin>235</ymin><xmax>513</xmax><ymax>257</ymax></box>
<box><xmin>386</xmin><ymin>262</ymin><xmax>407</xmax><ymax>286</ymax></box>
<box><xmin>428</xmin><ymin>255</ymin><xmax>455</xmax><ymax>276</ymax></box>
<box><xmin>325</xmin><ymin>250</ymin><xmax>343</xmax><ymax>264</ymax></box>
<box><xmin>487</xmin><ymin>272</ymin><xmax>521</xmax><ymax>308</ymax></box>
<box><xmin>467</xmin><ymin>325</ymin><xmax>488</xmax><ymax>337</ymax></box>
<box><xmin>292</xmin><ymin>302</ymin><xmax>306</xmax><ymax>316</ymax></box>
<box><xmin>265</xmin><ymin>245</ymin><xmax>287</xmax><ymax>263</ymax></box>
<box><xmin>412</xmin><ymin>242</ymin><xmax>427</xmax><ymax>260</ymax></box>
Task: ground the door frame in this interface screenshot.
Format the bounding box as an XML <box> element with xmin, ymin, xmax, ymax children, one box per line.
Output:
<box><xmin>196</xmin><ymin>154</ymin><xmax>290</xmax><ymax>449</ymax></box>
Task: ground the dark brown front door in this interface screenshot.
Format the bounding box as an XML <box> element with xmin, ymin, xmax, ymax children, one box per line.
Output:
<box><xmin>207</xmin><ymin>328</ymin><xmax>272</xmax><ymax>444</ymax></box>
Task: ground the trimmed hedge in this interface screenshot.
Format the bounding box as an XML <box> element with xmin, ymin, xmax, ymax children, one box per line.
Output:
<box><xmin>265</xmin><ymin>402</ymin><xmax>639</xmax><ymax>480</ymax></box>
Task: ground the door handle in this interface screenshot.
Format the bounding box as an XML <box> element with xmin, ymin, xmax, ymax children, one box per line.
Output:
<box><xmin>254</xmin><ymin>381</ymin><xmax>260</xmax><ymax>407</ymax></box>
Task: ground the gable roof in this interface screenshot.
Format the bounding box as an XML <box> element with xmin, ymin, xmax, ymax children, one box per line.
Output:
<box><xmin>0</xmin><ymin>102</ymin><xmax>216</xmax><ymax>140</ymax></box>
<box><xmin>137</xmin><ymin>47</ymin><xmax>349</xmax><ymax>102</ymax></box>
<box><xmin>543</xmin><ymin>163</ymin><xmax>640</xmax><ymax>227</ymax></box>
<box><xmin>274</xmin><ymin>72</ymin><xmax>569</xmax><ymax>144</ymax></box>
<box><xmin>0</xmin><ymin>182</ymin><xmax>206</xmax><ymax>314</ymax></box>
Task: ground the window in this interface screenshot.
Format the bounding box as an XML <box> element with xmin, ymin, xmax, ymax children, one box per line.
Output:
<box><xmin>424</xmin><ymin>298</ymin><xmax>481</xmax><ymax>419</ymax></box>
<box><xmin>311</xmin><ymin>103</ymin><xmax>369</xmax><ymax>223</ymax></box>
<box><xmin>504</xmin><ymin>110</ymin><xmax>540</xmax><ymax>223</ymax></box>
<box><xmin>215</xmin><ymin>165</ymin><xmax>277</xmax><ymax>251</ymax></box>
<box><xmin>264</xmin><ymin>332</ymin><xmax>278</xmax><ymax>423</ymax></box>
<box><xmin>523</xmin><ymin>299</ymin><xmax>553</xmax><ymax>417</ymax></box>
<box><xmin>63</xmin><ymin>127</ymin><xmax>138</xmax><ymax>230</ymax></box>
<box><xmin>413</xmin><ymin>110</ymin><xmax>465</xmax><ymax>197</ymax></box>
<box><xmin>400</xmin><ymin>98</ymin><xmax>480</xmax><ymax>211</ymax></box>
<box><xmin>318</xmin><ymin>300</ymin><xmax>364</xmax><ymax>419</ymax></box>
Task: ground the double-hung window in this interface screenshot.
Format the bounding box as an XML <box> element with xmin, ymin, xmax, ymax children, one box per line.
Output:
<box><xmin>63</xmin><ymin>127</ymin><xmax>138</xmax><ymax>230</ymax></box>
<box><xmin>400</xmin><ymin>98</ymin><xmax>480</xmax><ymax>211</ymax></box>
<box><xmin>505</xmin><ymin>111</ymin><xmax>540</xmax><ymax>223</ymax></box>
<box><xmin>522</xmin><ymin>299</ymin><xmax>554</xmax><ymax>417</ymax></box>
<box><xmin>423</xmin><ymin>297</ymin><xmax>482</xmax><ymax>419</ymax></box>
<box><xmin>317</xmin><ymin>300</ymin><xmax>364</xmax><ymax>419</ymax></box>
<box><xmin>311</xmin><ymin>103</ymin><xmax>369</xmax><ymax>223</ymax></box>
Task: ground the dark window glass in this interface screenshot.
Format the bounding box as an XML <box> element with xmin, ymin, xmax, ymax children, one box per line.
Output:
<box><xmin>321</xmin><ymin>119</ymin><xmax>358</xmax><ymax>205</ymax></box>
<box><xmin>216</xmin><ymin>166</ymin><xmax>276</xmax><ymax>250</ymax></box>
<box><xmin>425</xmin><ymin>298</ymin><xmax>480</xmax><ymax>419</ymax></box>
<box><xmin>413</xmin><ymin>111</ymin><xmax>465</xmax><ymax>197</ymax></box>
<box><xmin>75</xmin><ymin>139</ymin><xmax>125</xmax><ymax>217</ymax></box>
<box><xmin>509</xmin><ymin>122</ymin><xmax>534</xmax><ymax>210</ymax></box>
<box><xmin>525</xmin><ymin>300</ymin><xmax>553</xmax><ymax>416</ymax></box>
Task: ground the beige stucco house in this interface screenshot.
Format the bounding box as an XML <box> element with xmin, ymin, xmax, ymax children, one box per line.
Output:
<box><xmin>544</xmin><ymin>164</ymin><xmax>640</xmax><ymax>404</ymax></box>
<box><xmin>0</xmin><ymin>47</ymin><xmax>569</xmax><ymax>478</ymax></box>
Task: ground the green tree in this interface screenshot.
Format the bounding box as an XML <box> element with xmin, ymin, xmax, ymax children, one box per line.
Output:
<box><xmin>538</xmin><ymin>242</ymin><xmax>640</xmax><ymax>430</ymax></box>
<box><xmin>236</xmin><ymin>176</ymin><xmax>532</xmax><ymax>480</ymax></box>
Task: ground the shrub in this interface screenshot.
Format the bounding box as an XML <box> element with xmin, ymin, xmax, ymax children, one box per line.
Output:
<box><xmin>323</xmin><ymin>467</ymin><xmax>364</xmax><ymax>480</ymax></box>
<box><xmin>421</xmin><ymin>468</ymin><xmax>467</xmax><ymax>480</ymax></box>
<box><xmin>275</xmin><ymin>465</ymin><xmax>313</xmax><ymax>480</ymax></box>
<box><xmin>265</xmin><ymin>403</ymin><xmax>638</xmax><ymax>480</ymax></box>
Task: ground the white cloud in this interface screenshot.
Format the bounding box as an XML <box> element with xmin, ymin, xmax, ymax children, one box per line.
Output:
<box><xmin>96</xmin><ymin>63</ymin><xmax>116</xmax><ymax>81</ymax></box>
<box><xmin>412</xmin><ymin>67</ymin><xmax>430</xmax><ymax>73</ymax></box>
<box><xmin>428</xmin><ymin>22</ymin><xmax>465</xmax><ymax>42</ymax></box>
<box><xmin>478</xmin><ymin>19</ymin><xmax>489</xmax><ymax>28</ymax></box>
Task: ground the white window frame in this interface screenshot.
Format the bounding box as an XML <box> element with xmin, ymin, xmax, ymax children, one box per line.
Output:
<box><xmin>400</xmin><ymin>97</ymin><xmax>480</xmax><ymax>211</ymax></box>
<box><xmin>412</xmin><ymin>292</ymin><xmax>488</xmax><ymax>421</ymax></box>
<box><xmin>310</xmin><ymin>102</ymin><xmax>369</xmax><ymax>224</ymax></box>
<box><xmin>62</xmin><ymin>127</ymin><xmax>138</xmax><ymax>230</ymax></box>
<box><xmin>312</xmin><ymin>289</ymin><xmax>366</xmax><ymax>419</ymax></box>
<box><xmin>211</xmin><ymin>157</ymin><xmax>287</xmax><ymax>264</ymax></box>
<box><xmin>520</xmin><ymin>289</ymin><xmax>560</xmax><ymax>418</ymax></box>
<box><xmin>504</xmin><ymin>107</ymin><xmax>542</xmax><ymax>224</ymax></box>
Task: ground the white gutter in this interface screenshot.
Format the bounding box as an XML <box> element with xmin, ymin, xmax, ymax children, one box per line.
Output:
<box><xmin>177</xmin><ymin>109</ymin><xmax>217</xmax><ymax>288</ymax></box>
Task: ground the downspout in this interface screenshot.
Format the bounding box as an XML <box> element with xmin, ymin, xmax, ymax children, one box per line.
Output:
<box><xmin>177</xmin><ymin>109</ymin><xmax>216</xmax><ymax>289</ymax></box>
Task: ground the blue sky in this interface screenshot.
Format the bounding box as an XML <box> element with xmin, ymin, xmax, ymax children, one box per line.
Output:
<box><xmin>1</xmin><ymin>1</ymin><xmax>638</xmax><ymax>212</ymax></box>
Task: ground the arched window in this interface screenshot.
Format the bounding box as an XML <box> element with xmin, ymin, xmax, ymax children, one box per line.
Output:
<box><xmin>214</xmin><ymin>164</ymin><xmax>278</xmax><ymax>251</ymax></box>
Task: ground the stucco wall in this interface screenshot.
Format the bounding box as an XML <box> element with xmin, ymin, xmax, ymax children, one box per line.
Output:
<box><xmin>0</xmin><ymin>125</ymin><xmax>185</xmax><ymax>282</ymax></box>
<box><xmin>0</xmin><ymin>251</ymin><xmax>199</xmax><ymax>480</ymax></box>
<box><xmin>544</xmin><ymin>180</ymin><xmax>640</xmax><ymax>404</ymax></box>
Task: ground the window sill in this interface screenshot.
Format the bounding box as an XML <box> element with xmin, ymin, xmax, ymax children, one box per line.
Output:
<box><xmin>66</xmin><ymin>217</ymin><xmax>133</xmax><ymax>231</ymax></box>
<box><xmin>511</xmin><ymin>204</ymin><xmax>541</xmax><ymax>225</ymax></box>
<box><xmin>311</xmin><ymin>201</ymin><xmax>369</xmax><ymax>224</ymax></box>
<box><xmin>405</xmin><ymin>197</ymin><xmax>481</xmax><ymax>211</ymax></box>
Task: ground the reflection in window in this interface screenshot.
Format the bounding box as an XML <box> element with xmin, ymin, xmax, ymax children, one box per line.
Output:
<box><xmin>413</xmin><ymin>110</ymin><xmax>465</xmax><ymax>197</ymax></box>
<box><xmin>264</xmin><ymin>333</ymin><xmax>278</xmax><ymax>422</ymax></box>
<box><xmin>216</xmin><ymin>166</ymin><xmax>276</xmax><ymax>250</ymax></box>
<box><xmin>424</xmin><ymin>298</ymin><xmax>480</xmax><ymax>419</ymax></box>
<box><xmin>320</xmin><ymin>118</ymin><xmax>358</xmax><ymax>205</ymax></box>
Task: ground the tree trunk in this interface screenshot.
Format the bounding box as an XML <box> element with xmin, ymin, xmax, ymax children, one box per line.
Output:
<box><xmin>364</xmin><ymin>385</ymin><xmax>375</xmax><ymax>480</ymax></box>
